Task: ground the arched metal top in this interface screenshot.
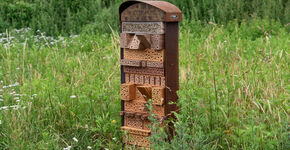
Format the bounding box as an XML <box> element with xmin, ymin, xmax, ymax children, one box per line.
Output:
<box><xmin>119</xmin><ymin>0</ymin><xmax>182</xmax><ymax>22</ymax></box>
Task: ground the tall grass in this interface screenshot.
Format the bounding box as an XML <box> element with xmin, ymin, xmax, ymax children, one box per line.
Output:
<box><xmin>0</xmin><ymin>0</ymin><xmax>289</xmax><ymax>35</ymax></box>
<box><xmin>0</xmin><ymin>19</ymin><xmax>288</xmax><ymax>149</ymax></box>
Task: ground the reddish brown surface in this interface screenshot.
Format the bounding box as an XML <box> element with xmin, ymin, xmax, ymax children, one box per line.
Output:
<box><xmin>119</xmin><ymin>0</ymin><xmax>182</xmax><ymax>22</ymax></box>
<box><xmin>119</xmin><ymin>0</ymin><xmax>181</xmax><ymax>148</ymax></box>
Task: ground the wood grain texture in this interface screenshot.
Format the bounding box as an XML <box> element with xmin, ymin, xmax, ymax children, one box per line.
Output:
<box><xmin>122</xmin><ymin>22</ymin><xmax>164</xmax><ymax>34</ymax></box>
<box><xmin>121</xmin><ymin>3</ymin><xmax>165</xmax><ymax>22</ymax></box>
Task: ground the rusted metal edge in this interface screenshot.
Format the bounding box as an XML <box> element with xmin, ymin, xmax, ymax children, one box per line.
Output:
<box><xmin>119</xmin><ymin>0</ymin><xmax>182</xmax><ymax>22</ymax></box>
<box><xmin>164</xmin><ymin>22</ymin><xmax>179</xmax><ymax>139</ymax></box>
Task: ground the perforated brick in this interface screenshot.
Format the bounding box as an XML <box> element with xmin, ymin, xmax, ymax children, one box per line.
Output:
<box><xmin>121</xmin><ymin>83</ymin><xmax>136</xmax><ymax>100</ymax></box>
<box><xmin>124</xmin><ymin>67</ymin><xmax>164</xmax><ymax>76</ymax></box>
<box><xmin>124</xmin><ymin>48</ymin><xmax>164</xmax><ymax>62</ymax></box>
<box><xmin>152</xmin><ymin>86</ymin><xmax>165</xmax><ymax>105</ymax></box>
<box><xmin>123</xmin><ymin>133</ymin><xmax>150</xmax><ymax>147</ymax></box>
<box><xmin>152</xmin><ymin>105</ymin><xmax>165</xmax><ymax>117</ymax></box>
<box><xmin>125</xmin><ymin>116</ymin><xmax>144</xmax><ymax>129</ymax></box>
<box><xmin>125</xmin><ymin>100</ymin><xmax>147</xmax><ymax>113</ymax></box>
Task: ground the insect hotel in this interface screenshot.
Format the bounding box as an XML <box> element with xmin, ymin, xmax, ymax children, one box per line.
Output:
<box><xmin>119</xmin><ymin>0</ymin><xmax>182</xmax><ymax>148</ymax></box>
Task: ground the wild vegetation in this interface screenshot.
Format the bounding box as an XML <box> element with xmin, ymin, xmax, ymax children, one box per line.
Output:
<box><xmin>0</xmin><ymin>0</ymin><xmax>289</xmax><ymax>35</ymax></box>
<box><xmin>0</xmin><ymin>0</ymin><xmax>289</xmax><ymax>149</ymax></box>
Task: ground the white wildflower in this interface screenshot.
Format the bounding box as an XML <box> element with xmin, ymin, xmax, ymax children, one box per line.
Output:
<box><xmin>64</xmin><ymin>146</ymin><xmax>71</xmax><ymax>150</ymax></box>
<box><xmin>87</xmin><ymin>146</ymin><xmax>92</xmax><ymax>149</ymax></box>
<box><xmin>16</xmin><ymin>68</ymin><xmax>20</xmax><ymax>70</ymax></box>
<box><xmin>73</xmin><ymin>137</ymin><xmax>78</xmax><ymax>143</ymax></box>
<box><xmin>112</xmin><ymin>137</ymin><xmax>116</xmax><ymax>141</ymax></box>
<box><xmin>32</xmin><ymin>94</ymin><xmax>37</xmax><ymax>97</ymax></box>
<box><xmin>70</xmin><ymin>95</ymin><xmax>76</xmax><ymax>99</ymax></box>
<box><xmin>0</xmin><ymin>120</ymin><xmax>1</xmax><ymax>125</ymax></box>
<box><xmin>16</xmin><ymin>100</ymin><xmax>20</xmax><ymax>102</ymax></box>
<box><xmin>0</xmin><ymin>106</ymin><xmax>8</xmax><ymax>110</ymax></box>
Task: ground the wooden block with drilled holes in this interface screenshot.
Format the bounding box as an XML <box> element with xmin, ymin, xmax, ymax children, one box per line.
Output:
<box><xmin>121</xmin><ymin>83</ymin><xmax>136</xmax><ymax>100</ymax></box>
<box><xmin>123</xmin><ymin>133</ymin><xmax>150</xmax><ymax>147</ymax></box>
<box><xmin>124</xmin><ymin>48</ymin><xmax>164</xmax><ymax>62</ymax></box>
<box><xmin>152</xmin><ymin>86</ymin><xmax>165</xmax><ymax>105</ymax></box>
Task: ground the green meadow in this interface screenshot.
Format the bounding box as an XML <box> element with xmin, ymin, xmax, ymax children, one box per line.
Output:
<box><xmin>0</xmin><ymin>0</ymin><xmax>289</xmax><ymax>149</ymax></box>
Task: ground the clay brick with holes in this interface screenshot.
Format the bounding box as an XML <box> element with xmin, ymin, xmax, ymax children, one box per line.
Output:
<box><xmin>124</xmin><ymin>48</ymin><xmax>164</xmax><ymax>62</ymax></box>
<box><xmin>123</xmin><ymin>133</ymin><xmax>150</xmax><ymax>148</ymax></box>
<box><xmin>124</xmin><ymin>100</ymin><xmax>147</xmax><ymax>113</ymax></box>
<box><xmin>121</xmin><ymin>83</ymin><xmax>136</xmax><ymax>100</ymax></box>
<box><xmin>152</xmin><ymin>86</ymin><xmax>165</xmax><ymax>105</ymax></box>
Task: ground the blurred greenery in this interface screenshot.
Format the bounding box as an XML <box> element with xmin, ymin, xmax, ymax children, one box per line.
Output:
<box><xmin>0</xmin><ymin>0</ymin><xmax>289</xmax><ymax>35</ymax></box>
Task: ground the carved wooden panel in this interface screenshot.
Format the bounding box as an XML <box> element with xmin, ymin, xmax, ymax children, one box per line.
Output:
<box><xmin>121</xmin><ymin>3</ymin><xmax>166</xmax><ymax>22</ymax></box>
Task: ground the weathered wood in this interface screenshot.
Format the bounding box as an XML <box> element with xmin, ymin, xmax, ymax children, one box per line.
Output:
<box><xmin>122</xmin><ymin>22</ymin><xmax>164</xmax><ymax>34</ymax></box>
<box><xmin>121</xmin><ymin>3</ymin><xmax>165</xmax><ymax>22</ymax></box>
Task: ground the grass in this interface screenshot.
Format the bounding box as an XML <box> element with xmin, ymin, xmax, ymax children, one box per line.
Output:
<box><xmin>0</xmin><ymin>19</ymin><xmax>289</xmax><ymax>149</ymax></box>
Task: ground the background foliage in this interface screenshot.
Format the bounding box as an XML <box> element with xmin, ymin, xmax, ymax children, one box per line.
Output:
<box><xmin>0</xmin><ymin>0</ymin><xmax>289</xmax><ymax>35</ymax></box>
<box><xmin>0</xmin><ymin>0</ymin><xmax>289</xmax><ymax>149</ymax></box>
